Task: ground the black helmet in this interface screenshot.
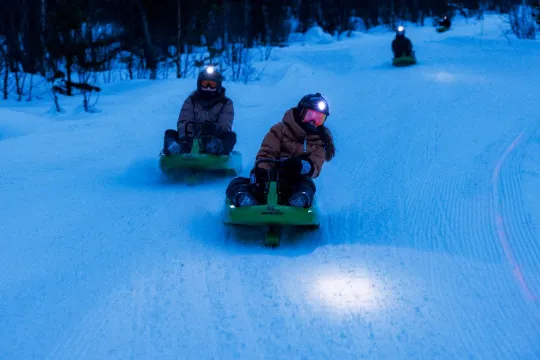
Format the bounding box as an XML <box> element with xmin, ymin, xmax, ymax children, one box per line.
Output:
<box><xmin>197</xmin><ymin>66</ymin><xmax>223</xmax><ymax>93</ymax></box>
<box><xmin>396</xmin><ymin>25</ymin><xmax>405</xmax><ymax>36</ymax></box>
<box><xmin>297</xmin><ymin>93</ymin><xmax>330</xmax><ymax>116</ymax></box>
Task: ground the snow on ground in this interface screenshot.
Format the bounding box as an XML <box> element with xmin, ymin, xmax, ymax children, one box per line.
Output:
<box><xmin>1</xmin><ymin>15</ymin><xmax>540</xmax><ymax>359</ymax></box>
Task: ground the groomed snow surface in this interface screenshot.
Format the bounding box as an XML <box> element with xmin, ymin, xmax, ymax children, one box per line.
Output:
<box><xmin>1</xmin><ymin>15</ymin><xmax>540</xmax><ymax>359</ymax></box>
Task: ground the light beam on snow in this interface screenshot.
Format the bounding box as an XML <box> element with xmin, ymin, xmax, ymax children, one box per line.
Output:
<box><xmin>431</xmin><ymin>71</ymin><xmax>455</xmax><ymax>83</ymax></box>
<box><xmin>312</xmin><ymin>274</ymin><xmax>381</xmax><ymax>312</ymax></box>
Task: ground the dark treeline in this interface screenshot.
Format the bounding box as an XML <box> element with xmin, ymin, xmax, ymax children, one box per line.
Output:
<box><xmin>0</xmin><ymin>0</ymin><xmax>529</xmax><ymax>103</ymax></box>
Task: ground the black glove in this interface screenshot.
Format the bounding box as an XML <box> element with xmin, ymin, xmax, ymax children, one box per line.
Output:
<box><xmin>201</xmin><ymin>122</ymin><xmax>222</xmax><ymax>136</ymax></box>
<box><xmin>281</xmin><ymin>157</ymin><xmax>303</xmax><ymax>176</ymax></box>
<box><xmin>250</xmin><ymin>166</ymin><xmax>269</xmax><ymax>184</ymax></box>
<box><xmin>281</xmin><ymin>156</ymin><xmax>312</xmax><ymax>177</ymax></box>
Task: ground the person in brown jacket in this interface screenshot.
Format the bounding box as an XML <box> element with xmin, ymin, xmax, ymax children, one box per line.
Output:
<box><xmin>226</xmin><ymin>93</ymin><xmax>336</xmax><ymax>208</ymax></box>
<box><xmin>163</xmin><ymin>66</ymin><xmax>236</xmax><ymax>156</ymax></box>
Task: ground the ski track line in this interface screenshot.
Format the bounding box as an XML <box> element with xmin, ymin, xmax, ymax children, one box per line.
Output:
<box><xmin>492</xmin><ymin>130</ymin><xmax>538</xmax><ymax>302</ymax></box>
<box><xmin>405</xmin><ymin>134</ymin><xmax>520</xmax><ymax>357</ymax></box>
<box><xmin>501</xmin><ymin>137</ymin><xmax>540</xmax><ymax>294</ymax></box>
<box><xmin>434</xmin><ymin>152</ymin><xmax>540</xmax><ymax>357</ymax></box>
<box><xmin>45</xmin><ymin>293</ymin><xmax>116</xmax><ymax>360</ymax></box>
<box><xmin>401</xmin><ymin>119</ymin><xmax>475</xmax><ymax>355</ymax></box>
<box><xmin>433</xmin><ymin>191</ymin><xmax>479</xmax><ymax>357</ymax></box>
<box><xmin>201</xmin><ymin>254</ymin><xmax>260</xmax><ymax>359</ymax></box>
<box><xmin>44</xmin><ymin>200</ymin><xmax>174</xmax><ymax>359</ymax></box>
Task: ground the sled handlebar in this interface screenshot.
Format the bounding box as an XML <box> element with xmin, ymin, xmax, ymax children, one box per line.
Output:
<box><xmin>253</xmin><ymin>158</ymin><xmax>291</xmax><ymax>182</ymax></box>
<box><xmin>254</xmin><ymin>158</ymin><xmax>285</xmax><ymax>167</ymax></box>
<box><xmin>184</xmin><ymin>121</ymin><xmax>213</xmax><ymax>138</ymax></box>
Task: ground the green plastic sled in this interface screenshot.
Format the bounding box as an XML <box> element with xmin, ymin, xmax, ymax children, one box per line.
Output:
<box><xmin>436</xmin><ymin>26</ymin><xmax>450</xmax><ymax>33</ymax></box>
<box><xmin>223</xmin><ymin>158</ymin><xmax>320</xmax><ymax>247</ymax></box>
<box><xmin>159</xmin><ymin>121</ymin><xmax>242</xmax><ymax>180</ymax></box>
<box><xmin>392</xmin><ymin>55</ymin><xmax>417</xmax><ymax>67</ymax></box>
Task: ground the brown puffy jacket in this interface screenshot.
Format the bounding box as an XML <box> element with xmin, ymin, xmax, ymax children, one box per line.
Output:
<box><xmin>176</xmin><ymin>90</ymin><xmax>234</xmax><ymax>137</ymax></box>
<box><xmin>256</xmin><ymin>108</ymin><xmax>326</xmax><ymax>178</ymax></box>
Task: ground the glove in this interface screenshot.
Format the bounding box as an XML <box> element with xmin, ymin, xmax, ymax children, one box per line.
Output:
<box><xmin>300</xmin><ymin>158</ymin><xmax>313</xmax><ymax>175</ymax></box>
<box><xmin>201</xmin><ymin>122</ymin><xmax>222</xmax><ymax>136</ymax></box>
<box><xmin>250</xmin><ymin>166</ymin><xmax>268</xmax><ymax>184</ymax></box>
<box><xmin>282</xmin><ymin>156</ymin><xmax>313</xmax><ymax>177</ymax></box>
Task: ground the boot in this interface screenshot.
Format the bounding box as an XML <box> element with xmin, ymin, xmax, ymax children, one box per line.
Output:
<box><xmin>288</xmin><ymin>191</ymin><xmax>311</xmax><ymax>208</ymax></box>
<box><xmin>205</xmin><ymin>138</ymin><xmax>224</xmax><ymax>155</ymax></box>
<box><xmin>235</xmin><ymin>192</ymin><xmax>259</xmax><ymax>207</ymax></box>
<box><xmin>166</xmin><ymin>141</ymin><xmax>182</xmax><ymax>155</ymax></box>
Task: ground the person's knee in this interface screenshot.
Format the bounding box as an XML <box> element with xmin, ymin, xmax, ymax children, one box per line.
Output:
<box><xmin>298</xmin><ymin>177</ymin><xmax>316</xmax><ymax>194</ymax></box>
<box><xmin>220</xmin><ymin>131</ymin><xmax>237</xmax><ymax>154</ymax></box>
<box><xmin>227</xmin><ymin>177</ymin><xmax>250</xmax><ymax>195</ymax></box>
<box><xmin>164</xmin><ymin>129</ymin><xmax>179</xmax><ymax>139</ymax></box>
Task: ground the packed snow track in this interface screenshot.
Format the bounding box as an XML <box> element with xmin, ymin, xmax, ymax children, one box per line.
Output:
<box><xmin>1</xmin><ymin>16</ymin><xmax>540</xmax><ymax>359</ymax></box>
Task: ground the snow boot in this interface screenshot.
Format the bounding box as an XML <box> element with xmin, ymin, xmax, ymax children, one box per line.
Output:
<box><xmin>205</xmin><ymin>138</ymin><xmax>224</xmax><ymax>155</ymax></box>
<box><xmin>167</xmin><ymin>141</ymin><xmax>182</xmax><ymax>155</ymax></box>
<box><xmin>288</xmin><ymin>191</ymin><xmax>310</xmax><ymax>208</ymax></box>
<box><xmin>235</xmin><ymin>192</ymin><xmax>259</xmax><ymax>207</ymax></box>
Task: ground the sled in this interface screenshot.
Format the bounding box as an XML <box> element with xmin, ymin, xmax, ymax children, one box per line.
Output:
<box><xmin>392</xmin><ymin>55</ymin><xmax>417</xmax><ymax>67</ymax></box>
<box><xmin>436</xmin><ymin>26</ymin><xmax>450</xmax><ymax>33</ymax></box>
<box><xmin>159</xmin><ymin>121</ymin><xmax>242</xmax><ymax>182</ymax></box>
<box><xmin>223</xmin><ymin>158</ymin><xmax>320</xmax><ymax>247</ymax></box>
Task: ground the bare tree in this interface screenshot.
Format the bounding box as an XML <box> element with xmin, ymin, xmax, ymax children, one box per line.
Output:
<box><xmin>176</xmin><ymin>0</ymin><xmax>182</xmax><ymax>78</ymax></box>
<box><xmin>134</xmin><ymin>0</ymin><xmax>158</xmax><ymax>79</ymax></box>
<box><xmin>509</xmin><ymin>1</ymin><xmax>536</xmax><ymax>39</ymax></box>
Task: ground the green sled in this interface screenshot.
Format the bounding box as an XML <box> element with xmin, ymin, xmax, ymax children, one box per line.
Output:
<box><xmin>436</xmin><ymin>26</ymin><xmax>450</xmax><ymax>33</ymax></box>
<box><xmin>392</xmin><ymin>55</ymin><xmax>417</xmax><ymax>67</ymax></box>
<box><xmin>223</xmin><ymin>159</ymin><xmax>320</xmax><ymax>247</ymax></box>
<box><xmin>159</xmin><ymin>121</ymin><xmax>242</xmax><ymax>181</ymax></box>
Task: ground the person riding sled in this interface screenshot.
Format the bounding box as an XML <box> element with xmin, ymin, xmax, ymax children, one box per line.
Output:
<box><xmin>392</xmin><ymin>26</ymin><xmax>414</xmax><ymax>59</ymax></box>
<box><xmin>438</xmin><ymin>15</ymin><xmax>451</xmax><ymax>29</ymax></box>
<box><xmin>162</xmin><ymin>66</ymin><xmax>236</xmax><ymax>156</ymax></box>
<box><xmin>226</xmin><ymin>93</ymin><xmax>336</xmax><ymax>208</ymax></box>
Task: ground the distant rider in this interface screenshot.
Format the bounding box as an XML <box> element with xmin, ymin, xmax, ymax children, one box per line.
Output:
<box><xmin>163</xmin><ymin>66</ymin><xmax>236</xmax><ymax>156</ymax></box>
<box><xmin>392</xmin><ymin>26</ymin><xmax>414</xmax><ymax>58</ymax></box>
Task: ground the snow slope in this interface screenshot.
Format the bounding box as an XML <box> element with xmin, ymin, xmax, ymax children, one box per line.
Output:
<box><xmin>1</xmin><ymin>15</ymin><xmax>540</xmax><ymax>359</ymax></box>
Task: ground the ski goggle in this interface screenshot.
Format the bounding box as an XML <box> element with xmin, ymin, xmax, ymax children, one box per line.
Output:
<box><xmin>200</xmin><ymin>80</ymin><xmax>218</xmax><ymax>90</ymax></box>
<box><xmin>302</xmin><ymin>109</ymin><xmax>327</xmax><ymax>127</ymax></box>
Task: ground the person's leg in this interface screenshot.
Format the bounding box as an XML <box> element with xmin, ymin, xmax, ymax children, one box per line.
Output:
<box><xmin>287</xmin><ymin>176</ymin><xmax>316</xmax><ymax>208</ymax></box>
<box><xmin>164</xmin><ymin>129</ymin><xmax>192</xmax><ymax>154</ymax></box>
<box><xmin>219</xmin><ymin>131</ymin><xmax>237</xmax><ymax>155</ymax></box>
<box><xmin>226</xmin><ymin>177</ymin><xmax>259</xmax><ymax>207</ymax></box>
<box><xmin>204</xmin><ymin>131</ymin><xmax>237</xmax><ymax>155</ymax></box>
<box><xmin>163</xmin><ymin>129</ymin><xmax>180</xmax><ymax>155</ymax></box>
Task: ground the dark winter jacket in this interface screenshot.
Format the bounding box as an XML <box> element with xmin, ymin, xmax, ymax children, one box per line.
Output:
<box><xmin>439</xmin><ymin>18</ymin><xmax>451</xmax><ymax>28</ymax></box>
<box><xmin>176</xmin><ymin>89</ymin><xmax>234</xmax><ymax>137</ymax></box>
<box><xmin>255</xmin><ymin>108</ymin><xmax>326</xmax><ymax>178</ymax></box>
<box><xmin>392</xmin><ymin>35</ymin><xmax>413</xmax><ymax>57</ymax></box>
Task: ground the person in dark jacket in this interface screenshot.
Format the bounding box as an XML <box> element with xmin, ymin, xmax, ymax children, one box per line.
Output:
<box><xmin>163</xmin><ymin>66</ymin><xmax>236</xmax><ymax>156</ymax></box>
<box><xmin>438</xmin><ymin>16</ymin><xmax>451</xmax><ymax>29</ymax></box>
<box><xmin>226</xmin><ymin>93</ymin><xmax>336</xmax><ymax>208</ymax></box>
<box><xmin>392</xmin><ymin>26</ymin><xmax>414</xmax><ymax>58</ymax></box>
